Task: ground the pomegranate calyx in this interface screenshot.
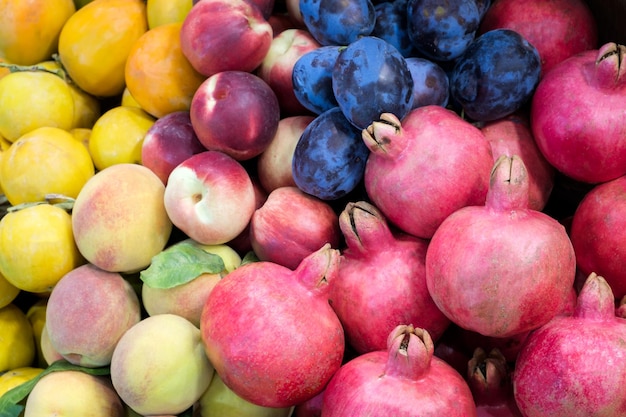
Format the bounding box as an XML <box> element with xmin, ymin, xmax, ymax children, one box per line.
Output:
<box><xmin>340</xmin><ymin>201</ymin><xmax>392</xmax><ymax>254</ymax></box>
<box><xmin>362</xmin><ymin>113</ymin><xmax>403</xmax><ymax>157</ymax></box>
<box><xmin>385</xmin><ymin>324</ymin><xmax>433</xmax><ymax>379</ymax></box>
<box><xmin>467</xmin><ymin>348</ymin><xmax>511</xmax><ymax>405</ymax></box>
<box><xmin>294</xmin><ymin>243</ymin><xmax>340</xmax><ymax>293</ymax></box>
<box><xmin>574</xmin><ymin>272</ymin><xmax>616</xmax><ymax>320</ymax></box>
<box><xmin>595</xmin><ymin>42</ymin><xmax>626</xmax><ymax>88</ymax></box>
<box><xmin>485</xmin><ymin>154</ymin><xmax>530</xmax><ymax>212</ymax></box>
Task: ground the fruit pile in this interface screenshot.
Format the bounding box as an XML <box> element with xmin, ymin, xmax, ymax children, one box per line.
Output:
<box><xmin>0</xmin><ymin>0</ymin><xmax>625</xmax><ymax>415</ymax></box>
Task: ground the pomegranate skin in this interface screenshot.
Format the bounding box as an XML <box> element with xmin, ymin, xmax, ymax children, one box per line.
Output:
<box><xmin>570</xmin><ymin>175</ymin><xmax>626</xmax><ymax>299</ymax></box>
<box><xmin>329</xmin><ymin>201</ymin><xmax>450</xmax><ymax>354</ymax></box>
<box><xmin>513</xmin><ymin>273</ymin><xmax>626</xmax><ymax>417</ymax></box>
<box><xmin>363</xmin><ymin>106</ymin><xmax>493</xmax><ymax>239</ymax></box>
<box><xmin>321</xmin><ymin>325</ymin><xmax>477</xmax><ymax>417</ymax></box>
<box><xmin>426</xmin><ymin>155</ymin><xmax>576</xmax><ymax>338</ymax></box>
<box><xmin>479</xmin><ymin>0</ymin><xmax>598</xmax><ymax>77</ymax></box>
<box><xmin>200</xmin><ymin>244</ymin><xmax>345</xmax><ymax>408</ymax></box>
<box><xmin>530</xmin><ymin>43</ymin><xmax>626</xmax><ymax>184</ymax></box>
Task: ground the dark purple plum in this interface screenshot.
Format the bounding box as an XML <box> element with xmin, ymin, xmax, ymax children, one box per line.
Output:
<box><xmin>292</xmin><ymin>45</ymin><xmax>341</xmax><ymax>115</ymax></box>
<box><xmin>299</xmin><ymin>0</ymin><xmax>376</xmax><ymax>46</ymax></box>
<box><xmin>450</xmin><ymin>29</ymin><xmax>541</xmax><ymax>122</ymax></box>
<box><xmin>406</xmin><ymin>57</ymin><xmax>450</xmax><ymax>108</ymax></box>
<box><xmin>332</xmin><ymin>36</ymin><xmax>414</xmax><ymax>130</ymax></box>
<box><xmin>406</xmin><ymin>0</ymin><xmax>481</xmax><ymax>61</ymax></box>
<box><xmin>372</xmin><ymin>0</ymin><xmax>416</xmax><ymax>57</ymax></box>
<box><xmin>292</xmin><ymin>107</ymin><xmax>370</xmax><ymax>200</ymax></box>
<box><xmin>475</xmin><ymin>0</ymin><xmax>492</xmax><ymax>19</ymax></box>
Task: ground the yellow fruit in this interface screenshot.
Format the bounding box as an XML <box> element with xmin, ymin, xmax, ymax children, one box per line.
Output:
<box><xmin>0</xmin><ymin>70</ymin><xmax>75</xmax><ymax>142</ymax></box>
<box><xmin>0</xmin><ymin>133</ymin><xmax>10</xmax><ymax>195</ymax></box>
<box><xmin>121</xmin><ymin>87</ymin><xmax>142</xmax><ymax>109</ymax></box>
<box><xmin>58</xmin><ymin>0</ymin><xmax>148</xmax><ymax>97</ymax></box>
<box><xmin>125</xmin><ymin>22</ymin><xmax>206</xmax><ymax>118</ymax></box>
<box><xmin>35</xmin><ymin>60</ymin><xmax>102</xmax><ymax>129</ymax></box>
<box><xmin>0</xmin><ymin>271</ymin><xmax>20</xmax><ymax>309</ymax></box>
<box><xmin>0</xmin><ymin>0</ymin><xmax>76</xmax><ymax>66</ymax></box>
<box><xmin>147</xmin><ymin>0</ymin><xmax>193</xmax><ymax>28</ymax></box>
<box><xmin>0</xmin><ymin>366</ymin><xmax>44</xmax><ymax>397</ymax></box>
<box><xmin>26</xmin><ymin>299</ymin><xmax>48</xmax><ymax>368</ymax></box>
<box><xmin>70</xmin><ymin>127</ymin><xmax>92</xmax><ymax>150</ymax></box>
<box><xmin>0</xmin><ymin>304</ymin><xmax>36</xmax><ymax>372</ymax></box>
<box><xmin>0</xmin><ymin>126</ymin><xmax>95</xmax><ymax>206</ymax></box>
<box><xmin>89</xmin><ymin>106</ymin><xmax>155</xmax><ymax>170</ymax></box>
<box><xmin>0</xmin><ymin>204</ymin><xmax>85</xmax><ymax>293</ymax></box>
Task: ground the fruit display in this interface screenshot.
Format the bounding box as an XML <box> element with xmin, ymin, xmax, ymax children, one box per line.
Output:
<box><xmin>2</xmin><ymin>0</ymin><xmax>626</xmax><ymax>416</ymax></box>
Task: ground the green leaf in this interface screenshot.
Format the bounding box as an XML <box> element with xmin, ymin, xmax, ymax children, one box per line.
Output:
<box><xmin>140</xmin><ymin>240</ymin><xmax>226</xmax><ymax>289</ymax></box>
<box><xmin>0</xmin><ymin>359</ymin><xmax>110</xmax><ymax>417</ymax></box>
<box><xmin>241</xmin><ymin>251</ymin><xmax>260</xmax><ymax>266</ymax></box>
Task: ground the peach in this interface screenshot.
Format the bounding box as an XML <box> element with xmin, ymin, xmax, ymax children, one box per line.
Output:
<box><xmin>23</xmin><ymin>370</ymin><xmax>125</xmax><ymax>417</ymax></box>
<box><xmin>40</xmin><ymin>324</ymin><xmax>64</xmax><ymax>366</ymax></box>
<box><xmin>110</xmin><ymin>313</ymin><xmax>214</xmax><ymax>416</ymax></box>
<box><xmin>163</xmin><ymin>151</ymin><xmax>256</xmax><ymax>245</ymax></box>
<box><xmin>141</xmin><ymin>240</ymin><xmax>242</xmax><ymax>327</ymax></box>
<box><xmin>72</xmin><ymin>163</ymin><xmax>173</xmax><ymax>273</ymax></box>
<box><xmin>45</xmin><ymin>263</ymin><xmax>142</xmax><ymax>367</ymax></box>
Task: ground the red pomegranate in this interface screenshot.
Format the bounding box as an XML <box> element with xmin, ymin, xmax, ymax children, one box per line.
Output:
<box><xmin>513</xmin><ymin>273</ymin><xmax>626</xmax><ymax>416</ymax></box>
<box><xmin>363</xmin><ymin>106</ymin><xmax>493</xmax><ymax>239</ymax></box>
<box><xmin>530</xmin><ymin>42</ymin><xmax>626</xmax><ymax>184</ymax></box>
<box><xmin>321</xmin><ymin>325</ymin><xmax>478</xmax><ymax>416</ymax></box>
<box><xmin>329</xmin><ymin>200</ymin><xmax>450</xmax><ymax>354</ymax></box>
<box><xmin>426</xmin><ymin>155</ymin><xmax>576</xmax><ymax>337</ymax></box>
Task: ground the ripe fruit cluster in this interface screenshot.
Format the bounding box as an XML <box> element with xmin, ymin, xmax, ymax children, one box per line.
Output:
<box><xmin>0</xmin><ymin>0</ymin><xmax>625</xmax><ymax>416</ymax></box>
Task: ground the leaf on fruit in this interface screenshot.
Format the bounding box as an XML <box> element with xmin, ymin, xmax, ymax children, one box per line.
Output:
<box><xmin>0</xmin><ymin>359</ymin><xmax>110</xmax><ymax>417</ymax></box>
<box><xmin>140</xmin><ymin>240</ymin><xmax>226</xmax><ymax>289</ymax></box>
<box><xmin>241</xmin><ymin>250</ymin><xmax>260</xmax><ymax>266</ymax></box>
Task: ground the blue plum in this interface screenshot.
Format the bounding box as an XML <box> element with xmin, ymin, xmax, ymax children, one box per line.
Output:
<box><xmin>406</xmin><ymin>57</ymin><xmax>450</xmax><ymax>108</ymax></box>
<box><xmin>372</xmin><ymin>0</ymin><xmax>416</xmax><ymax>57</ymax></box>
<box><xmin>299</xmin><ymin>0</ymin><xmax>376</xmax><ymax>46</ymax></box>
<box><xmin>332</xmin><ymin>36</ymin><xmax>414</xmax><ymax>130</ymax></box>
<box><xmin>292</xmin><ymin>45</ymin><xmax>341</xmax><ymax>115</ymax></box>
<box><xmin>292</xmin><ymin>107</ymin><xmax>370</xmax><ymax>200</ymax></box>
<box><xmin>406</xmin><ymin>0</ymin><xmax>481</xmax><ymax>61</ymax></box>
<box><xmin>450</xmin><ymin>29</ymin><xmax>541</xmax><ymax>122</ymax></box>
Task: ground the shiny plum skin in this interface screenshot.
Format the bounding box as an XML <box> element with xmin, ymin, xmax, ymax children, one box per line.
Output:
<box><xmin>292</xmin><ymin>46</ymin><xmax>341</xmax><ymax>115</ymax></box>
<box><xmin>299</xmin><ymin>0</ymin><xmax>376</xmax><ymax>46</ymax></box>
<box><xmin>406</xmin><ymin>57</ymin><xmax>450</xmax><ymax>109</ymax></box>
<box><xmin>450</xmin><ymin>29</ymin><xmax>541</xmax><ymax>122</ymax></box>
<box><xmin>372</xmin><ymin>0</ymin><xmax>416</xmax><ymax>57</ymax></box>
<box><xmin>407</xmin><ymin>0</ymin><xmax>481</xmax><ymax>61</ymax></box>
<box><xmin>292</xmin><ymin>107</ymin><xmax>369</xmax><ymax>200</ymax></box>
<box><xmin>332</xmin><ymin>36</ymin><xmax>414</xmax><ymax>130</ymax></box>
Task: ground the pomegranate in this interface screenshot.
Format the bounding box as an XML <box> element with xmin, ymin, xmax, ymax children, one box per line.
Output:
<box><xmin>467</xmin><ymin>348</ymin><xmax>522</xmax><ymax>417</ymax></box>
<box><xmin>328</xmin><ymin>200</ymin><xmax>450</xmax><ymax>354</ymax></box>
<box><xmin>447</xmin><ymin>285</ymin><xmax>578</xmax><ymax>363</ymax></box>
<box><xmin>321</xmin><ymin>325</ymin><xmax>477</xmax><ymax>416</ymax></box>
<box><xmin>480</xmin><ymin>112</ymin><xmax>555</xmax><ymax>211</ymax></box>
<box><xmin>479</xmin><ymin>0</ymin><xmax>598</xmax><ymax>77</ymax></box>
<box><xmin>362</xmin><ymin>106</ymin><xmax>493</xmax><ymax>239</ymax></box>
<box><xmin>513</xmin><ymin>272</ymin><xmax>626</xmax><ymax>416</ymax></box>
<box><xmin>570</xmin><ymin>174</ymin><xmax>626</xmax><ymax>299</ymax></box>
<box><xmin>199</xmin><ymin>244</ymin><xmax>345</xmax><ymax>408</ymax></box>
<box><xmin>530</xmin><ymin>42</ymin><xmax>626</xmax><ymax>184</ymax></box>
<box><xmin>426</xmin><ymin>155</ymin><xmax>576</xmax><ymax>338</ymax></box>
